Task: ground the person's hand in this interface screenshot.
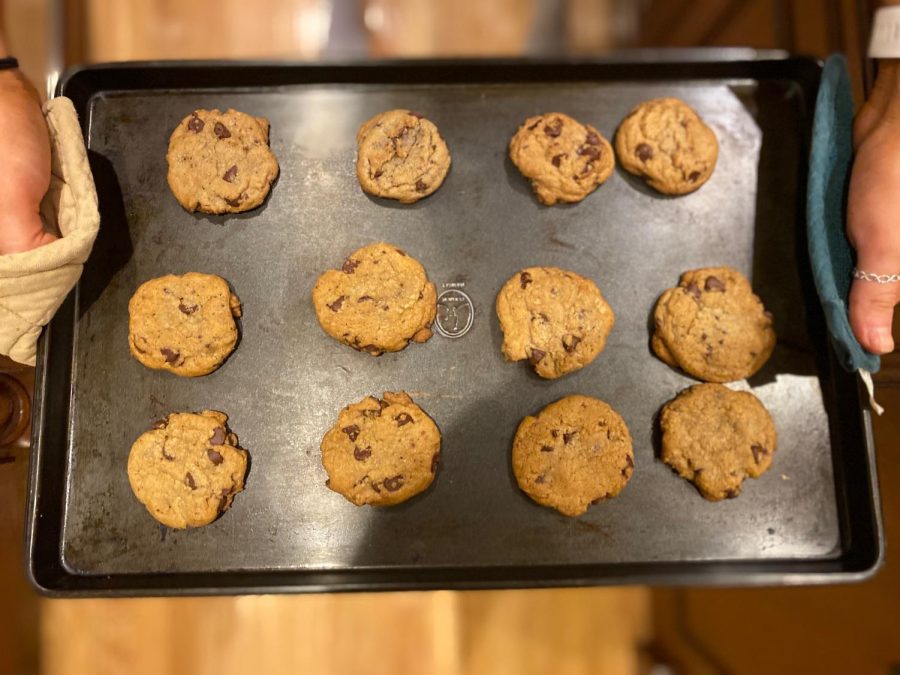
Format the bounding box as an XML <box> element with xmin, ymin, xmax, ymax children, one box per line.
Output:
<box><xmin>0</xmin><ymin>68</ymin><xmax>56</xmax><ymax>255</ymax></box>
<box><xmin>847</xmin><ymin>60</ymin><xmax>900</xmax><ymax>354</ymax></box>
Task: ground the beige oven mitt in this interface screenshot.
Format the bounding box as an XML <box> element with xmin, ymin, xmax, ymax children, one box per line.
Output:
<box><xmin>0</xmin><ymin>97</ymin><xmax>100</xmax><ymax>365</ymax></box>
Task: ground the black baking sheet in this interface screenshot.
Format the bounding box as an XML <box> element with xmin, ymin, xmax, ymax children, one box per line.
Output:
<box><xmin>27</xmin><ymin>56</ymin><xmax>882</xmax><ymax>595</ymax></box>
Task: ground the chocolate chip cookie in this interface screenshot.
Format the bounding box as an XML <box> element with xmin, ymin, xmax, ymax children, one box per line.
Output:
<box><xmin>652</xmin><ymin>267</ymin><xmax>775</xmax><ymax>382</ymax></box>
<box><xmin>320</xmin><ymin>391</ymin><xmax>441</xmax><ymax>506</ymax></box>
<box><xmin>167</xmin><ymin>108</ymin><xmax>279</xmax><ymax>213</ymax></box>
<box><xmin>127</xmin><ymin>410</ymin><xmax>248</xmax><ymax>528</ymax></box>
<box><xmin>615</xmin><ymin>97</ymin><xmax>718</xmax><ymax>195</ymax></box>
<box><xmin>509</xmin><ymin>112</ymin><xmax>615</xmax><ymax>205</ymax></box>
<box><xmin>356</xmin><ymin>109</ymin><xmax>451</xmax><ymax>203</ymax></box>
<box><xmin>512</xmin><ymin>395</ymin><xmax>634</xmax><ymax>517</ymax></box>
<box><xmin>312</xmin><ymin>242</ymin><xmax>437</xmax><ymax>356</ymax></box>
<box><xmin>660</xmin><ymin>384</ymin><xmax>777</xmax><ymax>501</ymax></box>
<box><xmin>496</xmin><ymin>267</ymin><xmax>615</xmax><ymax>379</ymax></box>
<box><xmin>128</xmin><ymin>272</ymin><xmax>242</xmax><ymax>377</ymax></box>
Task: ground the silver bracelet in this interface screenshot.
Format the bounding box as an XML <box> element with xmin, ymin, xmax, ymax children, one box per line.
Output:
<box><xmin>852</xmin><ymin>268</ymin><xmax>900</xmax><ymax>284</ymax></box>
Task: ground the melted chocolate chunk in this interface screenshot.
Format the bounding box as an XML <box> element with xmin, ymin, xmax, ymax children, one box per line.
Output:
<box><xmin>635</xmin><ymin>143</ymin><xmax>653</xmax><ymax>161</ymax></box>
<box><xmin>750</xmin><ymin>444</ymin><xmax>768</xmax><ymax>465</ymax></box>
<box><xmin>688</xmin><ymin>170</ymin><xmax>701</xmax><ymax>182</ymax></box>
<box><xmin>383</xmin><ymin>475</ymin><xmax>404</xmax><ymax>492</ymax></box>
<box><xmin>342</xmin><ymin>258</ymin><xmax>360</xmax><ymax>274</ymax></box>
<box><xmin>562</xmin><ymin>334</ymin><xmax>582</xmax><ymax>353</ymax></box>
<box><xmin>160</xmin><ymin>347</ymin><xmax>180</xmax><ymax>364</ymax></box>
<box><xmin>210</xmin><ymin>427</ymin><xmax>226</xmax><ymax>445</ymax></box>
<box><xmin>520</xmin><ymin>271</ymin><xmax>533</xmax><ymax>289</ymax></box>
<box><xmin>563</xmin><ymin>431</ymin><xmax>576</xmax><ymax>445</ymax></box>
<box><xmin>178</xmin><ymin>302</ymin><xmax>198</xmax><ymax>315</ymax></box>
<box><xmin>529</xmin><ymin>348</ymin><xmax>546</xmax><ymax>365</ymax></box>
<box><xmin>540</xmin><ymin>445</ymin><xmax>554</xmax><ymax>453</ymax></box>
<box><xmin>395</xmin><ymin>412</ymin><xmax>414</xmax><ymax>426</ymax></box>
<box><xmin>431</xmin><ymin>452</ymin><xmax>440</xmax><ymax>473</ymax></box>
<box><xmin>187</xmin><ymin>113</ymin><xmax>204</xmax><ymax>133</ymax></box>
<box><xmin>353</xmin><ymin>446</ymin><xmax>372</xmax><ymax>461</ymax></box>
<box><xmin>577</xmin><ymin>144</ymin><xmax>600</xmax><ymax>160</ymax></box>
<box><xmin>223</xmin><ymin>165</ymin><xmax>238</xmax><ymax>183</ymax></box>
<box><xmin>551</xmin><ymin>153</ymin><xmax>564</xmax><ymax>167</ymax></box>
<box><xmin>685</xmin><ymin>282</ymin><xmax>702</xmax><ymax>301</ymax></box>
<box><xmin>342</xmin><ymin>425</ymin><xmax>360</xmax><ymax>442</ymax></box>
<box><xmin>704</xmin><ymin>276</ymin><xmax>726</xmax><ymax>292</ymax></box>
<box><xmin>544</xmin><ymin>119</ymin><xmax>563</xmax><ymax>137</ymax></box>
<box><xmin>207</xmin><ymin>449</ymin><xmax>224</xmax><ymax>465</ymax></box>
<box><xmin>327</xmin><ymin>296</ymin><xmax>345</xmax><ymax>312</ymax></box>
<box><xmin>185</xmin><ymin>472</ymin><xmax>196</xmax><ymax>490</ymax></box>
<box><xmin>214</xmin><ymin>122</ymin><xmax>231</xmax><ymax>139</ymax></box>
<box><xmin>415</xmin><ymin>180</ymin><xmax>428</xmax><ymax>192</ymax></box>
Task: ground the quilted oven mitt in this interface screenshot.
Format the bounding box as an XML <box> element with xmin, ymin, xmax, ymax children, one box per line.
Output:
<box><xmin>0</xmin><ymin>97</ymin><xmax>99</xmax><ymax>366</ymax></box>
<box><xmin>807</xmin><ymin>54</ymin><xmax>880</xmax><ymax>374</ymax></box>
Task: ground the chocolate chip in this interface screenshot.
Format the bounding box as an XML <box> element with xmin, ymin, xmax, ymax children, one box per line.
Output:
<box><xmin>577</xmin><ymin>144</ymin><xmax>600</xmax><ymax>160</ymax></box>
<box><xmin>535</xmin><ymin>474</ymin><xmax>546</xmax><ymax>484</ymax></box>
<box><xmin>527</xmin><ymin>121</ymin><xmax>540</xmax><ymax>131</ymax></box>
<box><xmin>342</xmin><ymin>425</ymin><xmax>360</xmax><ymax>442</ymax></box>
<box><xmin>354</xmin><ymin>446</ymin><xmax>372</xmax><ymax>461</ymax></box>
<box><xmin>724</xmin><ymin>488</ymin><xmax>738</xmax><ymax>499</ymax></box>
<box><xmin>160</xmin><ymin>347</ymin><xmax>179</xmax><ymax>364</ymax></box>
<box><xmin>383</xmin><ymin>475</ymin><xmax>404</xmax><ymax>492</ymax></box>
<box><xmin>540</xmin><ymin>445</ymin><xmax>554</xmax><ymax>453</ymax></box>
<box><xmin>373</xmin><ymin>169</ymin><xmax>383</xmax><ymax>179</ymax></box>
<box><xmin>520</xmin><ymin>271</ymin><xmax>533</xmax><ymax>289</ymax></box>
<box><xmin>415</xmin><ymin>180</ymin><xmax>428</xmax><ymax>192</ymax></box>
<box><xmin>563</xmin><ymin>431</ymin><xmax>576</xmax><ymax>444</ymax></box>
<box><xmin>358</xmin><ymin>295</ymin><xmax>375</xmax><ymax>303</ymax></box>
<box><xmin>178</xmin><ymin>302</ymin><xmax>198</xmax><ymax>315</ymax></box>
<box><xmin>685</xmin><ymin>282</ymin><xmax>702</xmax><ymax>301</ymax></box>
<box><xmin>187</xmin><ymin>112</ymin><xmax>204</xmax><ymax>133</ymax></box>
<box><xmin>551</xmin><ymin>430</ymin><xmax>559</xmax><ymax>438</ymax></box>
<box><xmin>218</xmin><ymin>493</ymin><xmax>229</xmax><ymax>513</ymax></box>
<box><xmin>688</xmin><ymin>170</ymin><xmax>701</xmax><ymax>182</ymax></box>
<box><xmin>327</xmin><ymin>296</ymin><xmax>345</xmax><ymax>312</ymax></box>
<box><xmin>185</xmin><ymin>472</ymin><xmax>196</xmax><ymax>490</ymax></box>
<box><xmin>162</xmin><ymin>448</ymin><xmax>175</xmax><ymax>461</ymax></box>
<box><xmin>342</xmin><ymin>258</ymin><xmax>360</xmax><ymax>274</ymax></box>
<box><xmin>152</xmin><ymin>419</ymin><xmax>168</xmax><ymax>430</ymax></box>
<box><xmin>210</xmin><ymin>427</ymin><xmax>226</xmax><ymax>445</ymax></box>
<box><xmin>207</xmin><ymin>448</ymin><xmax>224</xmax><ymax>465</ymax></box>
<box><xmin>636</xmin><ymin>143</ymin><xmax>653</xmax><ymax>161</ymax></box>
<box><xmin>700</xmin><ymin>333</ymin><xmax>708</xmax><ymax>342</ymax></box>
<box><xmin>431</xmin><ymin>452</ymin><xmax>440</xmax><ymax>473</ymax></box>
<box><xmin>529</xmin><ymin>348</ymin><xmax>546</xmax><ymax>365</ymax></box>
<box><xmin>223</xmin><ymin>165</ymin><xmax>238</xmax><ymax>183</ymax></box>
<box><xmin>562</xmin><ymin>334</ymin><xmax>582</xmax><ymax>353</ymax></box>
<box><xmin>551</xmin><ymin>154</ymin><xmax>564</xmax><ymax>167</ymax></box>
<box><xmin>362</xmin><ymin>406</ymin><xmax>383</xmax><ymax>418</ymax></box>
<box><xmin>544</xmin><ymin>119</ymin><xmax>563</xmax><ymax>137</ymax></box>
<box><xmin>214</xmin><ymin>122</ymin><xmax>231</xmax><ymax>139</ymax></box>
<box><xmin>586</xmin><ymin>131</ymin><xmax>600</xmax><ymax>145</ymax></box>
<box><xmin>750</xmin><ymin>444</ymin><xmax>768</xmax><ymax>465</ymax></box>
<box><xmin>362</xmin><ymin>345</ymin><xmax>381</xmax><ymax>355</ymax></box>
<box><xmin>394</xmin><ymin>247</ymin><xmax>408</xmax><ymax>257</ymax></box>
<box><xmin>370</xmin><ymin>480</ymin><xmax>381</xmax><ymax>493</ymax></box>
<box><xmin>626</xmin><ymin>455</ymin><xmax>634</xmax><ymax>469</ymax></box>
<box><xmin>225</xmin><ymin>196</ymin><xmax>243</xmax><ymax>207</ymax></box>
<box><xmin>704</xmin><ymin>276</ymin><xmax>726</xmax><ymax>292</ymax></box>
<box><xmin>395</xmin><ymin>412</ymin><xmax>414</xmax><ymax>426</ymax></box>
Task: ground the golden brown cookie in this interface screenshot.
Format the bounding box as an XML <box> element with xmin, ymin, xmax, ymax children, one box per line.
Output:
<box><xmin>128</xmin><ymin>273</ymin><xmax>242</xmax><ymax>377</ymax></box>
<box><xmin>512</xmin><ymin>395</ymin><xmax>634</xmax><ymax>517</ymax></box>
<box><xmin>496</xmin><ymin>267</ymin><xmax>615</xmax><ymax>379</ymax></box>
<box><xmin>355</xmin><ymin>109</ymin><xmax>451</xmax><ymax>203</ymax></box>
<box><xmin>167</xmin><ymin>108</ymin><xmax>279</xmax><ymax>213</ymax></box>
<box><xmin>320</xmin><ymin>391</ymin><xmax>441</xmax><ymax>506</ymax></box>
<box><xmin>127</xmin><ymin>411</ymin><xmax>248</xmax><ymax>528</ymax></box>
<box><xmin>652</xmin><ymin>267</ymin><xmax>775</xmax><ymax>382</ymax></box>
<box><xmin>660</xmin><ymin>384</ymin><xmax>777</xmax><ymax>500</ymax></box>
<box><xmin>509</xmin><ymin>112</ymin><xmax>614</xmax><ymax>205</ymax></box>
<box><xmin>615</xmin><ymin>97</ymin><xmax>718</xmax><ymax>195</ymax></box>
<box><xmin>312</xmin><ymin>242</ymin><xmax>437</xmax><ymax>356</ymax></box>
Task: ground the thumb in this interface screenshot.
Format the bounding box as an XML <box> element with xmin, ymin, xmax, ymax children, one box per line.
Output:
<box><xmin>849</xmin><ymin>274</ymin><xmax>899</xmax><ymax>354</ymax></box>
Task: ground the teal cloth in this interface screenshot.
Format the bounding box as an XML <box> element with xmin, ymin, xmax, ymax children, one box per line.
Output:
<box><xmin>807</xmin><ymin>54</ymin><xmax>880</xmax><ymax>373</ymax></box>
